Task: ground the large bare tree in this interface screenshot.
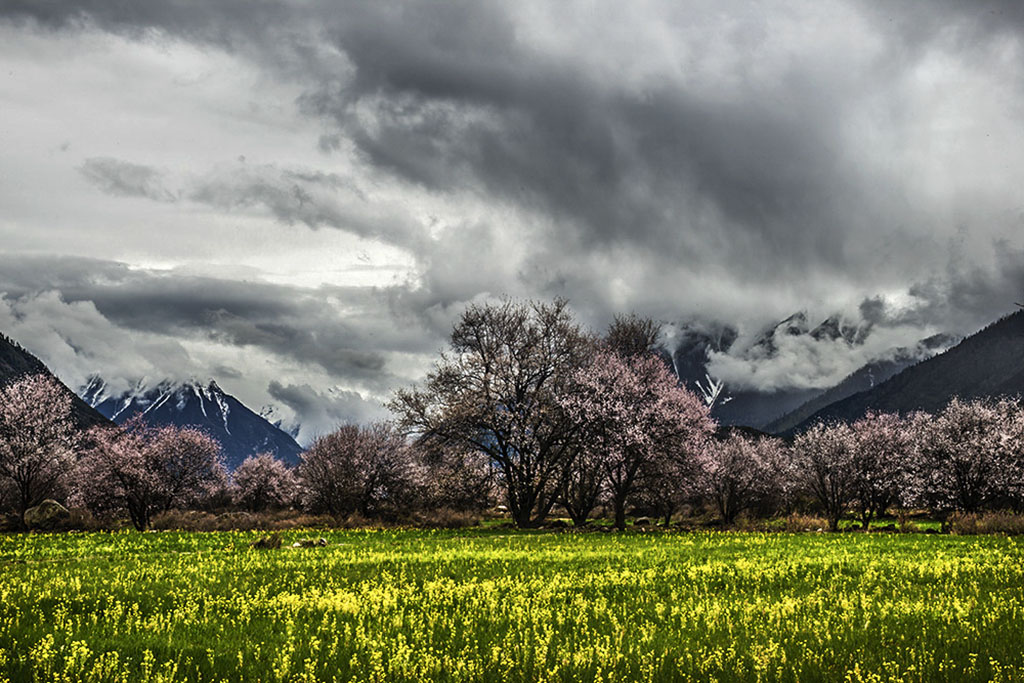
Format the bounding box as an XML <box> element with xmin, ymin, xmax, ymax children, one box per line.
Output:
<box><xmin>390</xmin><ymin>299</ymin><xmax>593</xmax><ymax>527</ymax></box>
<box><xmin>605</xmin><ymin>313</ymin><xmax>661</xmax><ymax>359</ymax></box>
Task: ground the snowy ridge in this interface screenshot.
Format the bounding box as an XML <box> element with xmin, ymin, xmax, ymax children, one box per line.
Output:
<box><xmin>79</xmin><ymin>375</ymin><xmax>303</xmax><ymax>470</ymax></box>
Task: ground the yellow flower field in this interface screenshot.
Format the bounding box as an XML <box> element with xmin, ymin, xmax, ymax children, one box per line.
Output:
<box><xmin>1</xmin><ymin>529</ymin><xmax>1022</xmax><ymax>682</ymax></box>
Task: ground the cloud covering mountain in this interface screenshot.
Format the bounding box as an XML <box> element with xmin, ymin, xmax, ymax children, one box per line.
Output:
<box><xmin>2</xmin><ymin>1</ymin><xmax>1023</xmax><ymax>431</ymax></box>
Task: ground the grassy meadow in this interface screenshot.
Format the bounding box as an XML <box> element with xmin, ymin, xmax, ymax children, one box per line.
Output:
<box><xmin>1</xmin><ymin>529</ymin><xmax>1023</xmax><ymax>682</ymax></box>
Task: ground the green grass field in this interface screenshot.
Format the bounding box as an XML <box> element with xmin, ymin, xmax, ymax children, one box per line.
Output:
<box><xmin>2</xmin><ymin>529</ymin><xmax>1023</xmax><ymax>682</ymax></box>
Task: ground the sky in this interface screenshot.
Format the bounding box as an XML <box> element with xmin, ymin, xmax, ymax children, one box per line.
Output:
<box><xmin>2</xmin><ymin>1</ymin><xmax>1024</xmax><ymax>442</ymax></box>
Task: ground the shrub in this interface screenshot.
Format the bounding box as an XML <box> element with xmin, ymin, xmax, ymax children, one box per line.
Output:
<box><xmin>949</xmin><ymin>511</ymin><xmax>1024</xmax><ymax>535</ymax></box>
<box><xmin>782</xmin><ymin>513</ymin><xmax>830</xmax><ymax>533</ymax></box>
<box><xmin>148</xmin><ymin>509</ymin><xmax>335</xmax><ymax>531</ymax></box>
<box><xmin>150</xmin><ymin>510</ymin><xmax>220</xmax><ymax>531</ymax></box>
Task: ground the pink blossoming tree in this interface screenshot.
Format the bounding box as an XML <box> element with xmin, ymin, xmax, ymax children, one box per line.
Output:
<box><xmin>849</xmin><ymin>411</ymin><xmax>913</xmax><ymax>528</ymax></box>
<box><xmin>909</xmin><ymin>398</ymin><xmax>1021</xmax><ymax>514</ymax></box>
<box><xmin>75</xmin><ymin>417</ymin><xmax>226</xmax><ymax>530</ymax></box>
<box><xmin>298</xmin><ymin>422</ymin><xmax>420</xmax><ymax>517</ymax></box>
<box><xmin>792</xmin><ymin>421</ymin><xmax>857</xmax><ymax>531</ymax></box>
<box><xmin>0</xmin><ymin>374</ymin><xmax>78</xmax><ymax>517</ymax></box>
<box><xmin>232</xmin><ymin>452</ymin><xmax>297</xmax><ymax>511</ymax></box>
<box><xmin>696</xmin><ymin>431</ymin><xmax>788</xmax><ymax>526</ymax></box>
<box><xmin>560</xmin><ymin>348</ymin><xmax>715</xmax><ymax>530</ymax></box>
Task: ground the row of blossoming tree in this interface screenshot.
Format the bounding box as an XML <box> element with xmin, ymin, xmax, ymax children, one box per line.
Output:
<box><xmin>389</xmin><ymin>299</ymin><xmax>1024</xmax><ymax>530</ymax></box>
<box><xmin>3</xmin><ymin>298</ymin><xmax>1024</xmax><ymax>531</ymax></box>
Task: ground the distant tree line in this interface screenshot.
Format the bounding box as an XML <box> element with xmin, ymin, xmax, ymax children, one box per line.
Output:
<box><xmin>3</xmin><ymin>298</ymin><xmax>1024</xmax><ymax>531</ymax></box>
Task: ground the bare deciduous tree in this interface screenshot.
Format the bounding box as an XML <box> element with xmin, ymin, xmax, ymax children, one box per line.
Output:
<box><xmin>605</xmin><ymin>313</ymin><xmax>661</xmax><ymax>359</ymax></box>
<box><xmin>390</xmin><ymin>299</ymin><xmax>593</xmax><ymax>528</ymax></box>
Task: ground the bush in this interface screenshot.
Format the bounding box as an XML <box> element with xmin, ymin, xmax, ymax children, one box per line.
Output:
<box><xmin>0</xmin><ymin>512</ymin><xmax>24</xmax><ymax>532</ymax></box>
<box><xmin>65</xmin><ymin>508</ymin><xmax>102</xmax><ymax>531</ymax></box>
<box><xmin>150</xmin><ymin>510</ymin><xmax>220</xmax><ymax>531</ymax></box>
<box><xmin>782</xmin><ymin>513</ymin><xmax>830</xmax><ymax>533</ymax></box>
<box><xmin>898</xmin><ymin>519</ymin><xmax>919</xmax><ymax>534</ymax></box>
<box><xmin>731</xmin><ymin>514</ymin><xmax>767</xmax><ymax>532</ymax></box>
<box><xmin>149</xmin><ymin>509</ymin><xmax>336</xmax><ymax>531</ymax></box>
<box><xmin>949</xmin><ymin>511</ymin><xmax>1024</xmax><ymax>535</ymax></box>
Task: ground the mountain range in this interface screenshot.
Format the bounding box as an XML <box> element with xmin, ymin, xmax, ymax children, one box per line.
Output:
<box><xmin>764</xmin><ymin>332</ymin><xmax>957</xmax><ymax>434</ymax></box>
<box><xmin>2</xmin><ymin>329</ymin><xmax>302</xmax><ymax>469</ymax></box>
<box><xmin>80</xmin><ymin>377</ymin><xmax>303</xmax><ymax>470</ymax></box>
<box><xmin>4</xmin><ymin>305</ymin><xmax>1022</xmax><ymax>463</ymax></box>
<box><xmin>664</xmin><ymin>312</ymin><xmax>954</xmax><ymax>429</ymax></box>
<box><xmin>785</xmin><ymin>308</ymin><xmax>1024</xmax><ymax>430</ymax></box>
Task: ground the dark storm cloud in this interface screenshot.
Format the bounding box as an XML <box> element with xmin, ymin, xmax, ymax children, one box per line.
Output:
<box><xmin>3</xmin><ymin>0</ymin><xmax>1024</xmax><ymax>396</ymax></box>
<box><xmin>6</xmin><ymin>1</ymin><xmax>847</xmax><ymax>261</ymax></box>
<box><xmin>6</xmin><ymin>1</ymin><xmax>1019</xmax><ymax>276</ymax></box>
<box><xmin>306</xmin><ymin>5</ymin><xmax>865</xmax><ymax>270</ymax></box>
<box><xmin>0</xmin><ymin>0</ymin><xmax>286</xmax><ymax>42</ymax></box>
<box><xmin>870</xmin><ymin>245</ymin><xmax>1024</xmax><ymax>331</ymax></box>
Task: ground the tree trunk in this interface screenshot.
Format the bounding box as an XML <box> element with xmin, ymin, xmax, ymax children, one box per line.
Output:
<box><xmin>16</xmin><ymin>479</ymin><xmax>32</xmax><ymax>519</ymax></box>
<box><xmin>512</xmin><ymin>505</ymin><xmax>538</xmax><ymax>528</ymax></box>
<box><xmin>613</xmin><ymin>495</ymin><xmax>627</xmax><ymax>531</ymax></box>
<box><xmin>719</xmin><ymin>497</ymin><xmax>737</xmax><ymax>528</ymax></box>
<box><xmin>567</xmin><ymin>508</ymin><xmax>588</xmax><ymax>527</ymax></box>
<box><xmin>860</xmin><ymin>508</ymin><xmax>873</xmax><ymax>531</ymax></box>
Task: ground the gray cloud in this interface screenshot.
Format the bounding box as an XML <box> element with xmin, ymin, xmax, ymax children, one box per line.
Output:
<box><xmin>268</xmin><ymin>380</ymin><xmax>387</xmax><ymax>442</ymax></box>
<box><xmin>185</xmin><ymin>164</ymin><xmax>426</xmax><ymax>249</ymax></box>
<box><xmin>0</xmin><ymin>289</ymin><xmax>195</xmax><ymax>395</ymax></box>
<box><xmin>76</xmin><ymin>158</ymin><xmax>427</xmax><ymax>251</ymax></box>
<box><xmin>2</xmin><ymin>1</ymin><xmax>1024</xmax><ymax>404</ymax></box>
<box><xmin>0</xmin><ymin>255</ymin><xmax>435</xmax><ymax>389</ymax></box>
<box><xmin>79</xmin><ymin>157</ymin><xmax>177</xmax><ymax>202</ymax></box>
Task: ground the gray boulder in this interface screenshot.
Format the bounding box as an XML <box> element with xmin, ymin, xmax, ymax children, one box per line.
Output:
<box><xmin>24</xmin><ymin>499</ymin><xmax>70</xmax><ymax>531</ymax></box>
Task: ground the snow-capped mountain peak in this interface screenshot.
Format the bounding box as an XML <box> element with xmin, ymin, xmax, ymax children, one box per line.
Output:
<box><xmin>78</xmin><ymin>376</ymin><xmax>303</xmax><ymax>470</ymax></box>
